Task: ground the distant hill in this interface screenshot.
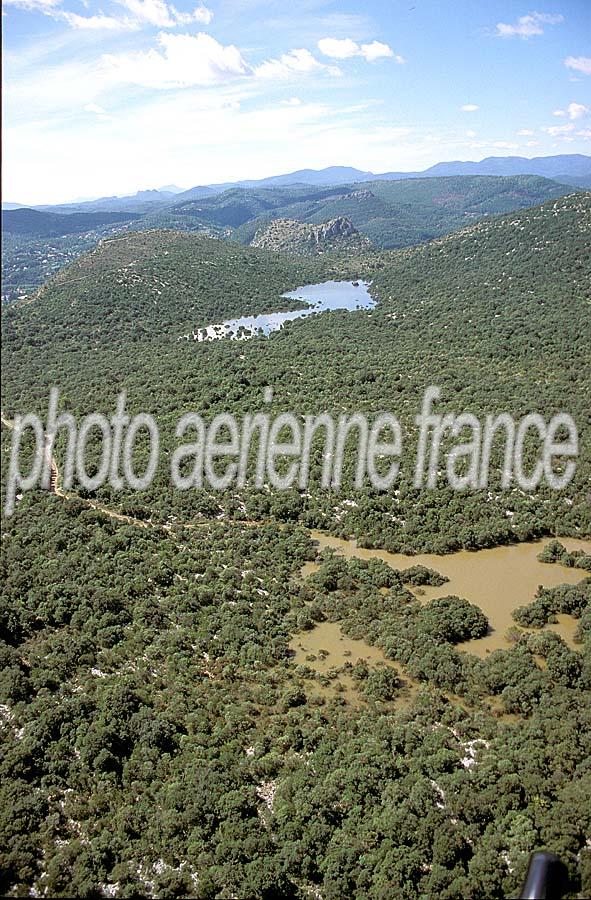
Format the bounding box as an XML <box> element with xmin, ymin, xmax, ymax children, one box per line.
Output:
<box><xmin>170</xmin><ymin>167</ymin><xmax>375</xmax><ymax>197</ymax></box>
<box><xmin>34</xmin><ymin>189</ymin><xmax>181</xmax><ymax>216</ymax></box>
<box><xmin>231</xmin><ymin>166</ymin><xmax>374</xmax><ymax>189</ymax></box>
<box><xmin>170</xmin><ymin>184</ymin><xmax>357</xmax><ymax>229</ymax></box>
<box><xmin>173</xmin><ymin>185</ymin><xmax>235</xmax><ymax>204</ymax></box>
<box><xmin>553</xmin><ymin>174</ymin><xmax>591</xmax><ymax>190</ymax></box>
<box><xmin>415</xmin><ymin>153</ymin><xmax>591</xmax><ymax>181</ymax></box>
<box><xmin>189</xmin><ymin>155</ymin><xmax>591</xmax><ymax>192</ymax></box>
<box><xmin>196</xmin><ymin>154</ymin><xmax>591</xmax><ymax>193</ymax></box>
<box><xmin>7</xmin><ymin>174</ymin><xmax>577</xmax><ymax>243</ymax></box>
<box><xmin>3</xmin><ymin>175</ymin><xmax>579</xmax><ymax>300</ymax></box>
<box><xmin>2</xmin><ymin>208</ymin><xmax>140</xmax><ymax>237</ymax></box>
<box><xmin>234</xmin><ymin>174</ymin><xmax>574</xmax><ymax>249</ymax></box>
<box><xmin>21</xmin><ymin>155</ymin><xmax>590</xmax><ymax>216</ymax></box>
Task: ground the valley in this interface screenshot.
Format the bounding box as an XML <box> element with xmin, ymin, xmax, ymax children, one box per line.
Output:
<box><xmin>2</xmin><ymin>171</ymin><xmax>580</xmax><ymax>303</ymax></box>
<box><xmin>3</xmin><ymin>0</ymin><xmax>591</xmax><ymax>889</ymax></box>
<box><xmin>1</xmin><ymin>172</ymin><xmax>590</xmax><ymax>899</ymax></box>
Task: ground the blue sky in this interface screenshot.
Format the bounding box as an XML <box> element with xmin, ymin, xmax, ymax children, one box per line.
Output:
<box><xmin>3</xmin><ymin>0</ymin><xmax>590</xmax><ymax>203</ymax></box>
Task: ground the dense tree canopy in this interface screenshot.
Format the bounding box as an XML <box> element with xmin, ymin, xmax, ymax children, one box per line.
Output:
<box><xmin>1</xmin><ymin>191</ymin><xmax>590</xmax><ymax>897</ymax></box>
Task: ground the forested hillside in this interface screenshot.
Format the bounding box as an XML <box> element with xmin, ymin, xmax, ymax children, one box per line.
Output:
<box><xmin>2</xmin><ymin>208</ymin><xmax>140</xmax><ymax>237</ymax></box>
<box><xmin>2</xmin><ymin>229</ymin><xmax>332</xmax><ymax>347</ymax></box>
<box><xmin>3</xmin><ymin>193</ymin><xmax>590</xmax><ymax>551</ymax></box>
<box><xmin>3</xmin><ymin>175</ymin><xmax>574</xmax><ymax>302</ymax></box>
<box><xmin>2</xmin><ymin>192</ymin><xmax>591</xmax><ymax>898</ymax></box>
<box><xmin>1</xmin><ymin>489</ymin><xmax>591</xmax><ymax>898</ymax></box>
<box><xmin>235</xmin><ymin>174</ymin><xmax>571</xmax><ymax>249</ymax></box>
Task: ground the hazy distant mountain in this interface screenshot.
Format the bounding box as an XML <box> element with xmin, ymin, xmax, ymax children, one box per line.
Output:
<box><xmin>35</xmin><ymin>188</ymin><xmax>181</xmax><ymax>215</ymax></box>
<box><xmin>418</xmin><ymin>154</ymin><xmax>591</xmax><ymax>180</ymax></box>
<box><xmin>2</xmin><ymin>202</ymin><xmax>29</xmax><ymax>210</ymax></box>
<box><xmin>204</xmin><ymin>156</ymin><xmax>591</xmax><ymax>191</ymax></box>
<box><xmin>172</xmin><ymin>185</ymin><xmax>219</xmax><ymax>202</ymax></box>
<box><xmin>235</xmin><ymin>166</ymin><xmax>374</xmax><ymax>188</ymax></box>
<box><xmin>556</xmin><ymin>174</ymin><xmax>591</xmax><ymax>189</ymax></box>
<box><xmin>12</xmin><ymin>155</ymin><xmax>590</xmax><ymax>215</ymax></box>
<box><xmin>173</xmin><ymin>169</ymin><xmax>375</xmax><ymax>200</ymax></box>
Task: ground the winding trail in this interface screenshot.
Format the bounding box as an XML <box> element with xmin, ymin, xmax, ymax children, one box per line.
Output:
<box><xmin>1</xmin><ymin>412</ymin><xmax>259</xmax><ymax>533</ymax></box>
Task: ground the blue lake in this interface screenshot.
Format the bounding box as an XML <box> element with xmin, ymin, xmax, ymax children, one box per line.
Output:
<box><xmin>195</xmin><ymin>280</ymin><xmax>375</xmax><ymax>341</ymax></box>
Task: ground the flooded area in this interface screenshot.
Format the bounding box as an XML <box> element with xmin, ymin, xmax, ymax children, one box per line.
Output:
<box><xmin>304</xmin><ymin>531</ymin><xmax>590</xmax><ymax>656</ymax></box>
<box><xmin>194</xmin><ymin>280</ymin><xmax>374</xmax><ymax>341</ymax></box>
<box><xmin>290</xmin><ymin>619</ymin><xmax>419</xmax><ymax>707</ymax></box>
<box><xmin>290</xmin><ymin>531</ymin><xmax>589</xmax><ymax>707</ymax></box>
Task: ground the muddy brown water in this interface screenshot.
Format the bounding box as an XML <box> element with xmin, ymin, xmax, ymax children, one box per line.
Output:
<box><xmin>290</xmin><ymin>533</ymin><xmax>590</xmax><ymax>703</ymax></box>
<box><xmin>290</xmin><ymin>619</ymin><xmax>420</xmax><ymax>707</ymax></box>
<box><xmin>305</xmin><ymin>532</ymin><xmax>590</xmax><ymax>656</ymax></box>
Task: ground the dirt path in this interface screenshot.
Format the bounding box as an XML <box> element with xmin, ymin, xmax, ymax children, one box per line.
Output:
<box><xmin>1</xmin><ymin>412</ymin><xmax>259</xmax><ymax>533</ymax></box>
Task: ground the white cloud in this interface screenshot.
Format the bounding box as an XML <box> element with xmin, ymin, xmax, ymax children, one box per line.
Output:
<box><xmin>565</xmin><ymin>56</ymin><xmax>591</xmax><ymax>76</ymax></box>
<box><xmin>576</xmin><ymin>129</ymin><xmax>591</xmax><ymax>140</ymax></box>
<box><xmin>566</xmin><ymin>101</ymin><xmax>589</xmax><ymax>120</ymax></box>
<box><xmin>4</xmin><ymin>0</ymin><xmax>213</xmax><ymax>30</ymax></box>
<box><xmin>4</xmin><ymin>34</ymin><xmax>341</xmax><ymax>117</ymax></box>
<box><xmin>495</xmin><ymin>12</ymin><xmax>563</xmax><ymax>39</ymax></box>
<box><xmin>116</xmin><ymin>0</ymin><xmax>175</xmax><ymax>27</ymax></box>
<box><xmin>84</xmin><ymin>103</ymin><xmax>107</xmax><ymax>114</ymax></box>
<box><xmin>517</xmin><ymin>128</ymin><xmax>534</xmax><ymax>135</ymax></box>
<box><xmin>3</xmin><ymin>0</ymin><xmax>61</xmax><ymax>9</ymax></box>
<box><xmin>115</xmin><ymin>0</ymin><xmax>212</xmax><ymax>28</ymax></box>
<box><xmin>255</xmin><ymin>48</ymin><xmax>339</xmax><ymax>80</ymax></box>
<box><xmin>177</xmin><ymin>4</ymin><xmax>212</xmax><ymax>25</ymax></box>
<box><xmin>102</xmin><ymin>32</ymin><xmax>249</xmax><ymax>88</ymax></box>
<box><xmin>461</xmin><ymin>104</ymin><xmax>479</xmax><ymax>112</ymax></box>
<box><xmin>317</xmin><ymin>37</ymin><xmax>395</xmax><ymax>63</ymax></box>
<box><xmin>465</xmin><ymin>129</ymin><xmax>476</xmax><ymax>138</ymax></box>
<box><xmin>61</xmin><ymin>11</ymin><xmax>138</xmax><ymax>30</ymax></box>
<box><xmin>552</xmin><ymin>102</ymin><xmax>590</xmax><ymax>120</ymax></box>
<box><xmin>282</xmin><ymin>97</ymin><xmax>302</xmax><ymax>106</ymax></box>
<box><xmin>317</xmin><ymin>37</ymin><xmax>359</xmax><ymax>59</ymax></box>
<box><xmin>360</xmin><ymin>41</ymin><xmax>394</xmax><ymax>62</ymax></box>
<box><xmin>543</xmin><ymin>123</ymin><xmax>576</xmax><ymax>136</ymax></box>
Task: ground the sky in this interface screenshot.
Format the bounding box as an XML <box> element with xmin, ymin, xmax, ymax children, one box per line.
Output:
<box><xmin>3</xmin><ymin>0</ymin><xmax>591</xmax><ymax>204</ymax></box>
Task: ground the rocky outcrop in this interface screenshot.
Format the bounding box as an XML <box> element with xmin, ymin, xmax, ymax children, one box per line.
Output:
<box><xmin>251</xmin><ymin>216</ymin><xmax>372</xmax><ymax>255</ymax></box>
<box><xmin>346</xmin><ymin>189</ymin><xmax>376</xmax><ymax>201</ymax></box>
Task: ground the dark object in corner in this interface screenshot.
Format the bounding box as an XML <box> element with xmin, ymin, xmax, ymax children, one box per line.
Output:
<box><xmin>519</xmin><ymin>851</ymin><xmax>569</xmax><ymax>899</ymax></box>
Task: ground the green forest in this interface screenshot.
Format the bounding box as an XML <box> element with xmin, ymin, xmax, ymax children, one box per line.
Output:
<box><xmin>3</xmin><ymin>192</ymin><xmax>590</xmax><ymax>551</ymax></box>
<box><xmin>2</xmin><ymin>174</ymin><xmax>575</xmax><ymax>302</ymax></box>
<box><xmin>1</xmin><ymin>189</ymin><xmax>591</xmax><ymax>897</ymax></box>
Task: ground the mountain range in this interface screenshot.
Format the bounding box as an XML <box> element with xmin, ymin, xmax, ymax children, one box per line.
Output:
<box><xmin>2</xmin><ymin>174</ymin><xmax>577</xmax><ymax>249</ymax></box>
<box><xmin>3</xmin><ymin>154</ymin><xmax>590</xmax><ymax>213</ymax></box>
